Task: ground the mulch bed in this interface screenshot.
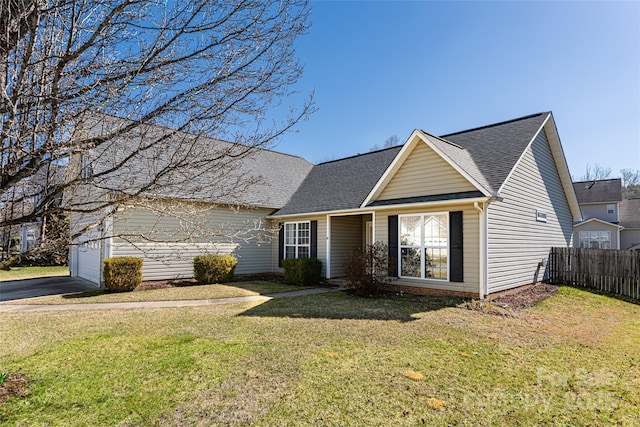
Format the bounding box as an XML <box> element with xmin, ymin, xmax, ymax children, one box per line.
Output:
<box><xmin>490</xmin><ymin>282</ymin><xmax>561</xmax><ymax>310</ymax></box>
<box><xmin>0</xmin><ymin>373</ymin><xmax>28</xmax><ymax>407</ymax></box>
<box><xmin>134</xmin><ymin>273</ymin><xmax>289</xmax><ymax>292</ymax></box>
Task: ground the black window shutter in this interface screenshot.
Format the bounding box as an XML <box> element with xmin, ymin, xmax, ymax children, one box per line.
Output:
<box><xmin>278</xmin><ymin>222</ymin><xmax>284</xmax><ymax>267</ymax></box>
<box><xmin>449</xmin><ymin>211</ymin><xmax>463</xmax><ymax>282</ymax></box>
<box><xmin>388</xmin><ymin>215</ymin><xmax>398</xmax><ymax>277</ymax></box>
<box><xmin>310</xmin><ymin>220</ymin><xmax>318</xmax><ymax>258</ymax></box>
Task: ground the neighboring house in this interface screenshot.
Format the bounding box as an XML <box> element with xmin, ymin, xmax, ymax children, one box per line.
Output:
<box><xmin>619</xmin><ymin>198</ymin><xmax>640</xmax><ymax>250</ymax></box>
<box><xmin>70</xmin><ymin>112</ymin><xmax>581</xmax><ymax>298</ymax></box>
<box><xmin>572</xmin><ymin>179</ymin><xmax>640</xmax><ymax>250</ymax></box>
<box><xmin>1</xmin><ymin>164</ymin><xmax>66</xmax><ymax>254</ymax></box>
<box><xmin>572</xmin><ymin>179</ymin><xmax>623</xmax><ymax>249</ymax></box>
<box><xmin>19</xmin><ymin>222</ymin><xmax>40</xmax><ymax>252</ymax></box>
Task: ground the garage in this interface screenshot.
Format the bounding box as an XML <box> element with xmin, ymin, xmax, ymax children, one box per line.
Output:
<box><xmin>71</xmin><ymin>231</ymin><xmax>103</xmax><ymax>285</ymax></box>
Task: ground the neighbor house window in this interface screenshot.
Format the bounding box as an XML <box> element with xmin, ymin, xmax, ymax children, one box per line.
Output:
<box><xmin>607</xmin><ymin>204</ymin><xmax>615</xmax><ymax>215</ymax></box>
<box><xmin>578</xmin><ymin>231</ymin><xmax>611</xmax><ymax>249</ymax></box>
<box><xmin>284</xmin><ymin>221</ymin><xmax>310</xmax><ymax>259</ymax></box>
<box><xmin>399</xmin><ymin>213</ymin><xmax>448</xmax><ymax>280</ymax></box>
<box><xmin>80</xmin><ymin>154</ymin><xmax>93</xmax><ymax>179</ymax></box>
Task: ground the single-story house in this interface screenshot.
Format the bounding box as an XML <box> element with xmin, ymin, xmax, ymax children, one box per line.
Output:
<box><xmin>70</xmin><ymin>111</ymin><xmax>581</xmax><ymax>298</ymax></box>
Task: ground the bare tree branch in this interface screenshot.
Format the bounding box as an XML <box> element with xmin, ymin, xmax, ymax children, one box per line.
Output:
<box><xmin>579</xmin><ymin>163</ymin><xmax>612</xmax><ymax>182</ymax></box>
<box><xmin>1</xmin><ymin>0</ymin><xmax>314</xmax><ymax>249</ymax></box>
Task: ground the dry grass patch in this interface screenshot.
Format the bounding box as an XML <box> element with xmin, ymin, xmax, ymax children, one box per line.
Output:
<box><xmin>402</xmin><ymin>370</ymin><xmax>426</xmax><ymax>381</ymax></box>
<box><xmin>426</xmin><ymin>397</ymin><xmax>447</xmax><ymax>410</ymax></box>
<box><xmin>0</xmin><ymin>266</ymin><xmax>68</xmax><ymax>281</ymax></box>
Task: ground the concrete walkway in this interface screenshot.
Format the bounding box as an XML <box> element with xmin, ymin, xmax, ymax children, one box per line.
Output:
<box><xmin>0</xmin><ymin>287</ymin><xmax>343</xmax><ymax>313</ymax></box>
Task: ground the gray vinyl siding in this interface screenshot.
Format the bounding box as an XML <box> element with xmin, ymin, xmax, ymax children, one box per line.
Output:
<box><xmin>621</xmin><ymin>229</ymin><xmax>640</xmax><ymax>250</ymax></box>
<box><xmin>111</xmin><ymin>205</ymin><xmax>275</xmax><ymax>281</ymax></box>
<box><xmin>375</xmin><ymin>204</ymin><xmax>480</xmax><ymax>295</ymax></box>
<box><xmin>580</xmin><ymin>203</ymin><xmax>619</xmax><ymax>223</ymax></box>
<box><xmin>271</xmin><ymin>215</ymin><xmax>328</xmax><ymax>277</ymax></box>
<box><xmin>329</xmin><ymin>215</ymin><xmax>363</xmax><ymax>277</ymax></box>
<box><xmin>486</xmin><ymin>130</ymin><xmax>573</xmax><ymax>293</ymax></box>
<box><xmin>376</xmin><ymin>141</ymin><xmax>477</xmax><ymax>201</ymax></box>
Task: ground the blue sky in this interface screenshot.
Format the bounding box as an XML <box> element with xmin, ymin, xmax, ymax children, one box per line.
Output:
<box><xmin>273</xmin><ymin>1</ymin><xmax>640</xmax><ymax>179</ymax></box>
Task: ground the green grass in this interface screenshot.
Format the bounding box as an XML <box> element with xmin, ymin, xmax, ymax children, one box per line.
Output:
<box><xmin>9</xmin><ymin>281</ymin><xmax>311</xmax><ymax>305</ymax></box>
<box><xmin>0</xmin><ymin>265</ymin><xmax>69</xmax><ymax>281</ymax></box>
<box><xmin>1</xmin><ymin>286</ymin><xmax>639</xmax><ymax>426</ymax></box>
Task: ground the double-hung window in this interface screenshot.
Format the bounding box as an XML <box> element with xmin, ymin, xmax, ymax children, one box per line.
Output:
<box><xmin>578</xmin><ymin>231</ymin><xmax>611</xmax><ymax>249</ymax></box>
<box><xmin>399</xmin><ymin>213</ymin><xmax>448</xmax><ymax>280</ymax></box>
<box><xmin>284</xmin><ymin>221</ymin><xmax>310</xmax><ymax>259</ymax></box>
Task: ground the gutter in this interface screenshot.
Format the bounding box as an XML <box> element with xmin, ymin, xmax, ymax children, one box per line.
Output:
<box><xmin>267</xmin><ymin>197</ymin><xmax>489</xmax><ymax>220</ymax></box>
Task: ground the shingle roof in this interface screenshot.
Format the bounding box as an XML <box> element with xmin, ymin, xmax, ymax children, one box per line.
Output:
<box><xmin>273</xmin><ymin>147</ymin><xmax>402</xmax><ymax>216</ymax></box>
<box><xmin>274</xmin><ymin>112</ymin><xmax>551</xmax><ymax>216</ymax></box>
<box><xmin>86</xmin><ymin>115</ymin><xmax>313</xmax><ymax>209</ymax></box>
<box><xmin>619</xmin><ymin>198</ymin><xmax>640</xmax><ymax>228</ymax></box>
<box><xmin>438</xmin><ymin>112</ymin><xmax>549</xmax><ymax>193</ymax></box>
<box><xmin>572</xmin><ymin>179</ymin><xmax>623</xmax><ymax>204</ymax></box>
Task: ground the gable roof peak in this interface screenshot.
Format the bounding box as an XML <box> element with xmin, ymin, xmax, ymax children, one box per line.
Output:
<box><xmin>417</xmin><ymin>130</ymin><xmax>463</xmax><ymax>149</ymax></box>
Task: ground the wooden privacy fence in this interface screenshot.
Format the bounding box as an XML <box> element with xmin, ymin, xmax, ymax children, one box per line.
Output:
<box><xmin>549</xmin><ymin>247</ymin><xmax>640</xmax><ymax>300</ymax></box>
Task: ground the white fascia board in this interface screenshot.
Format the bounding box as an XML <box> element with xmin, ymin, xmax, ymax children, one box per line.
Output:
<box><xmin>574</xmin><ymin>217</ymin><xmax>624</xmax><ymax>229</ymax></box>
<box><xmin>497</xmin><ymin>113</ymin><xmax>548</xmax><ymax>195</ymax></box>
<box><xmin>544</xmin><ymin>115</ymin><xmax>583</xmax><ymax>222</ymax></box>
<box><xmin>360</xmin><ymin>130</ymin><xmax>491</xmax><ymax>208</ymax></box>
<box><xmin>578</xmin><ymin>201</ymin><xmax>622</xmax><ymax>206</ymax></box>
<box><xmin>497</xmin><ymin>113</ymin><xmax>582</xmax><ymax>222</ymax></box>
<box><xmin>360</xmin><ymin>130</ymin><xmax>422</xmax><ymax>208</ymax></box>
<box><xmin>267</xmin><ymin>197</ymin><xmax>489</xmax><ymax>220</ymax></box>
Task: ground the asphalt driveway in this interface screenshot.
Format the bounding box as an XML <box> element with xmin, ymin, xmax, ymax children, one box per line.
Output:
<box><xmin>0</xmin><ymin>277</ymin><xmax>99</xmax><ymax>302</ymax></box>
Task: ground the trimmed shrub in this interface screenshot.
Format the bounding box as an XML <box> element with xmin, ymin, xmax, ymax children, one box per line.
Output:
<box><xmin>103</xmin><ymin>257</ymin><xmax>143</xmax><ymax>292</ymax></box>
<box><xmin>193</xmin><ymin>254</ymin><xmax>237</xmax><ymax>284</ymax></box>
<box><xmin>343</xmin><ymin>242</ymin><xmax>393</xmax><ymax>296</ymax></box>
<box><xmin>282</xmin><ymin>257</ymin><xmax>322</xmax><ymax>286</ymax></box>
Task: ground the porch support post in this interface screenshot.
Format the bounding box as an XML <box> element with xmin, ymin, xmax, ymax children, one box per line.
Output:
<box><xmin>326</xmin><ymin>215</ymin><xmax>331</xmax><ymax>279</ymax></box>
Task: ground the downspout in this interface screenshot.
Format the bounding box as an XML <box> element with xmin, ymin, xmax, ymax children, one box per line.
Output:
<box><xmin>98</xmin><ymin>224</ymin><xmax>105</xmax><ymax>288</ymax></box>
<box><xmin>475</xmin><ymin>195</ymin><xmax>502</xmax><ymax>300</ymax></box>
<box><xmin>474</xmin><ymin>202</ymin><xmax>486</xmax><ymax>300</ymax></box>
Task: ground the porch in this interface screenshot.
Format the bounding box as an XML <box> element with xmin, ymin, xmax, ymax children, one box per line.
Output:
<box><xmin>326</xmin><ymin>213</ymin><xmax>373</xmax><ymax>279</ymax></box>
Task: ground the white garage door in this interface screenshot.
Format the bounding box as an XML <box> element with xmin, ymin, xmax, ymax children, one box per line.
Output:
<box><xmin>76</xmin><ymin>239</ymin><xmax>101</xmax><ymax>284</ymax></box>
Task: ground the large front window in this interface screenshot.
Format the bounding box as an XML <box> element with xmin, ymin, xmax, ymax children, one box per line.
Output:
<box><xmin>579</xmin><ymin>231</ymin><xmax>611</xmax><ymax>249</ymax></box>
<box><xmin>284</xmin><ymin>221</ymin><xmax>310</xmax><ymax>259</ymax></box>
<box><xmin>400</xmin><ymin>213</ymin><xmax>448</xmax><ymax>280</ymax></box>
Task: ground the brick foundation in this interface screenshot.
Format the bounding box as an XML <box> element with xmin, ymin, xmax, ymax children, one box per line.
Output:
<box><xmin>381</xmin><ymin>283</ymin><xmax>477</xmax><ymax>299</ymax></box>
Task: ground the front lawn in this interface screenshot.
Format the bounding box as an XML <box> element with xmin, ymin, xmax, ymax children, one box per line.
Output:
<box><xmin>0</xmin><ymin>266</ymin><xmax>69</xmax><ymax>281</ymax></box>
<box><xmin>7</xmin><ymin>281</ymin><xmax>311</xmax><ymax>305</ymax></box>
<box><xmin>1</xmin><ymin>287</ymin><xmax>639</xmax><ymax>426</ymax></box>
